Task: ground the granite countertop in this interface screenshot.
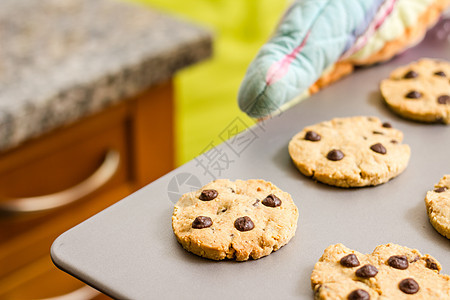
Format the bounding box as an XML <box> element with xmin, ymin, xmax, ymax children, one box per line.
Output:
<box><xmin>0</xmin><ymin>0</ymin><xmax>212</xmax><ymax>152</ymax></box>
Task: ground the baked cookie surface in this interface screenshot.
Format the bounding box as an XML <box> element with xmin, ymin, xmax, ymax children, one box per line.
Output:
<box><xmin>380</xmin><ymin>58</ymin><xmax>450</xmax><ymax>124</ymax></box>
<box><xmin>425</xmin><ymin>175</ymin><xmax>450</xmax><ymax>239</ymax></box>
<box><xmin>172</xmin><ymin>179</ymin><xmax>298</xmax><ymax>261</ymax></box>
<box><xmin>311</xmin><ymin>243</ymin><xmax>450</xmax><ymax>299</ymax></box>
<box><xmin>288</xmin><ymin>116</ymin><xmax>411</xmax><ymax>187</ymax></box>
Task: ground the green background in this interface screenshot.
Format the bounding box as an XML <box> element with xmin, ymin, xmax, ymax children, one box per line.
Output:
<box><xmin>131</xmin><ymin>0</ymin><xmax>289</xmax><ymax>165</ymax></box>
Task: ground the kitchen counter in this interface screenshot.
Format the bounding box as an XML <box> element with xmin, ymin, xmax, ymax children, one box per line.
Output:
<box><xmin>0</xmin><ymin>0</ymin><xmax>212</xmax><ymax>152</ymax></box>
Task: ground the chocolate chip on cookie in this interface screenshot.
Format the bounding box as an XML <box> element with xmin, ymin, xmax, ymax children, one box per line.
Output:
<box><xmin>434</xmin><ymin>187</ymin><xmax>447</xmax><ymax>193</ymax></box>
<box><xmin>405</xmin><ymin>91</ymin><xmax>422</xmax><ymax>99</ymax></box>
<box><xmin>403</xmin><ymin>70</ymin><xmax>418</xmax><ymax>79</ymax></box>
<box><xmin>382</xmin><ymin>122</ymin><xmax>392</xmax><ymax>128</ymax></box>
<box><xmin>327</xmin><ymin>149</ymin><xmax>344</xmax><ymax>161</ymax></box>
<box><xmin>262</xmin><ymin>194</ymin><xmax>282</xmax><ymax>207</ymax></box>
<box><xmin>437</xmin><ymin>95</ymin><xmax>450</xmax><ymax>105</ymax></box>
<box><xmin>340</xmin><ymin>254</ymin><xmax>360</xmax><ymax>268</ymax></box>
<box><xmin>347</xmin><ymin>289</ymin><xmax>370</xmax><ymax>300</ymax></box>
<box><xmin>370</xmin><ymin>143</ymin><xmax>386</xmax><ymax>154</ymax></box>
<box><xmin>234</xmin><ymin>216</ymin><xmax>255</xmax><ymax>232</ymax></box>
<box><xmin>425</xmin><ymin>258</ymin><xmax>440</xmax><ymax>271</ymax></box>
<box><xmin>387</xmin><ymin>255</ymin><xmax>409</xmax><ymax>270</ymax></box>
<box><xmin>434</xmin><ymin>70</ymin><xmax>446</xmax><ymax>77</ymax></box>
<box><xmin>305</xmin><ymin>131</ymin><xmax>321</xmax><ymax>141</ymax></box>
<box><xmin>199</xmin><ymin>189</ymin><xmax>218</xmax><ymax>201</ymax></box>
<box><xmin>398</xmin><ymin>278</ymin><xmax>420</xmax><ymax>294</ymax></box>
<box><xmin>192</xmin><ymin>216</ymin><xmax>212</xmax><ymax>229</ymax></box>
<box><xmin>355</xmin><ymin>264</ymin><xmax>378</xmax><ymax>278</ymax></box>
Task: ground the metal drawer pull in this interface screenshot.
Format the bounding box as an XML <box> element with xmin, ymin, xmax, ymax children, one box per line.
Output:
<box><xmin>0</xmin><ymin>149</ymin><xmax>120</xmax><ymax>213</ymax></box>
<box><xmin>40</xmin><ymin>285</ymin><xmax>100</xmax><ymax>300</ymax></box>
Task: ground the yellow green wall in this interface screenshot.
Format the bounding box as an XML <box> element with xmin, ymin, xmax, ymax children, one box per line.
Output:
<box><xmin>131</xmin><ymin>0</ymin><xmax>289</xmax><ymax>165</ymax></box>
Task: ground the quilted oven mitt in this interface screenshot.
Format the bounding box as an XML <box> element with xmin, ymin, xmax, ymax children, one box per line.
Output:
<box><xmin>238</xmin><ymin>0</ymin><xmax>450</xmax><ymax>119</ymax></box>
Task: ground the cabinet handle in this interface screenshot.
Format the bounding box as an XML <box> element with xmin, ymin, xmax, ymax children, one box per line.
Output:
<box><xmin>40</xmin><ymin>285</ymin><xmax>100</xmax><ymax>300</ymax></box>
<box><xmin>0</xmin><ymin>149</ymin><xmax>120</xmax><ymax>213</ymax></box>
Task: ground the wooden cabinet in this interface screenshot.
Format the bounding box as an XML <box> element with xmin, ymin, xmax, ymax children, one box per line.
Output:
<box><xmin>0</xmin><ymin>80</ymin><xmax>174</xmax><ymax>299</ymax></box>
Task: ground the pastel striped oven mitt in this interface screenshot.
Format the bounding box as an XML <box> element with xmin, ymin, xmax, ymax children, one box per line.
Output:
<box><xmin>238</xmin><ymin>0</ymin><xmax>450</xmax><ymax>119</ymax></box>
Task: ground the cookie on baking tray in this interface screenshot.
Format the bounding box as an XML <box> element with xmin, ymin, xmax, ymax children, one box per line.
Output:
<box><xmin>172</xmin><ymin>179</ymin><xmax>298</xmax><ymax>261</ymax></box>
<box><xmin>380</xmin><ymin>58</ymin><xmax>450</xmax><ymax>124</ymax></box>
<box><xmin>311</xmin><ymin>243</ymin><xmax>450</xmax><ymax>299</ymax></box>
<box><xmin>288</xmin><ymin>116</ymin><xmax>411</xmax><ymax>188</ymax></box>
<box><xmin>425</xmin><ymin>175</ymin><xmax>450</xmax><ymax>239</ymax></box>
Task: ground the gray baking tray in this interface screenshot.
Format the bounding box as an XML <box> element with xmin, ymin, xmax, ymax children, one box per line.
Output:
<box><xmin>51</xmin><ymin>16</ymin><xmax>450</xmax><ymax>299</ymax></box>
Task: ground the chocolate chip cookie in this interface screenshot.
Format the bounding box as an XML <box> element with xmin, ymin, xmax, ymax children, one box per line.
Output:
<box><xmin>380</xmin><ymin>58</ymin><xmax>450</xmax><ymax>124</ymax></box>
<box><xmin>311</xmin><ymin>243</ymin><xmax>450</xmax><ymax>299</ymax></box>
<box><xmin>425</xmin><ymin>175</ymin><xmax>450</xmax><ymax>239</ymax></box>
<box><xmin>172</xmin><ymin>179</ymin><xmax>298</xmax><ymax>261</ymax></box>
<box><xmin>288</xmin><ymin>116</ymin><xmax>411</xmax><ymax>187</ymax></box>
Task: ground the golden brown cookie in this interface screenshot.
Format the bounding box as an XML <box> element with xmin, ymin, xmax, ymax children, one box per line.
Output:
<box><xmin>425</xmin><ymin>175</ymin><xmax>450</xmax><ymax>239</ymax></box>
<box><xmin>288</xmin><ymin>116</ymin><xmax>411</xmax><ymax>187</ymax></box>
<box><xmin>311</xmin><ymin>243</ymin><xmax>450</xmax><ymax>299</ymax></box>
<box><xmin>172</xmin><ymin>179</ymin><xmax>298</xmax><ymax>261</ymax></box>
<box><xmin>380</xmin><ymin>58</ymin><xmax>450</xmax><ymax>123</ymax></box>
